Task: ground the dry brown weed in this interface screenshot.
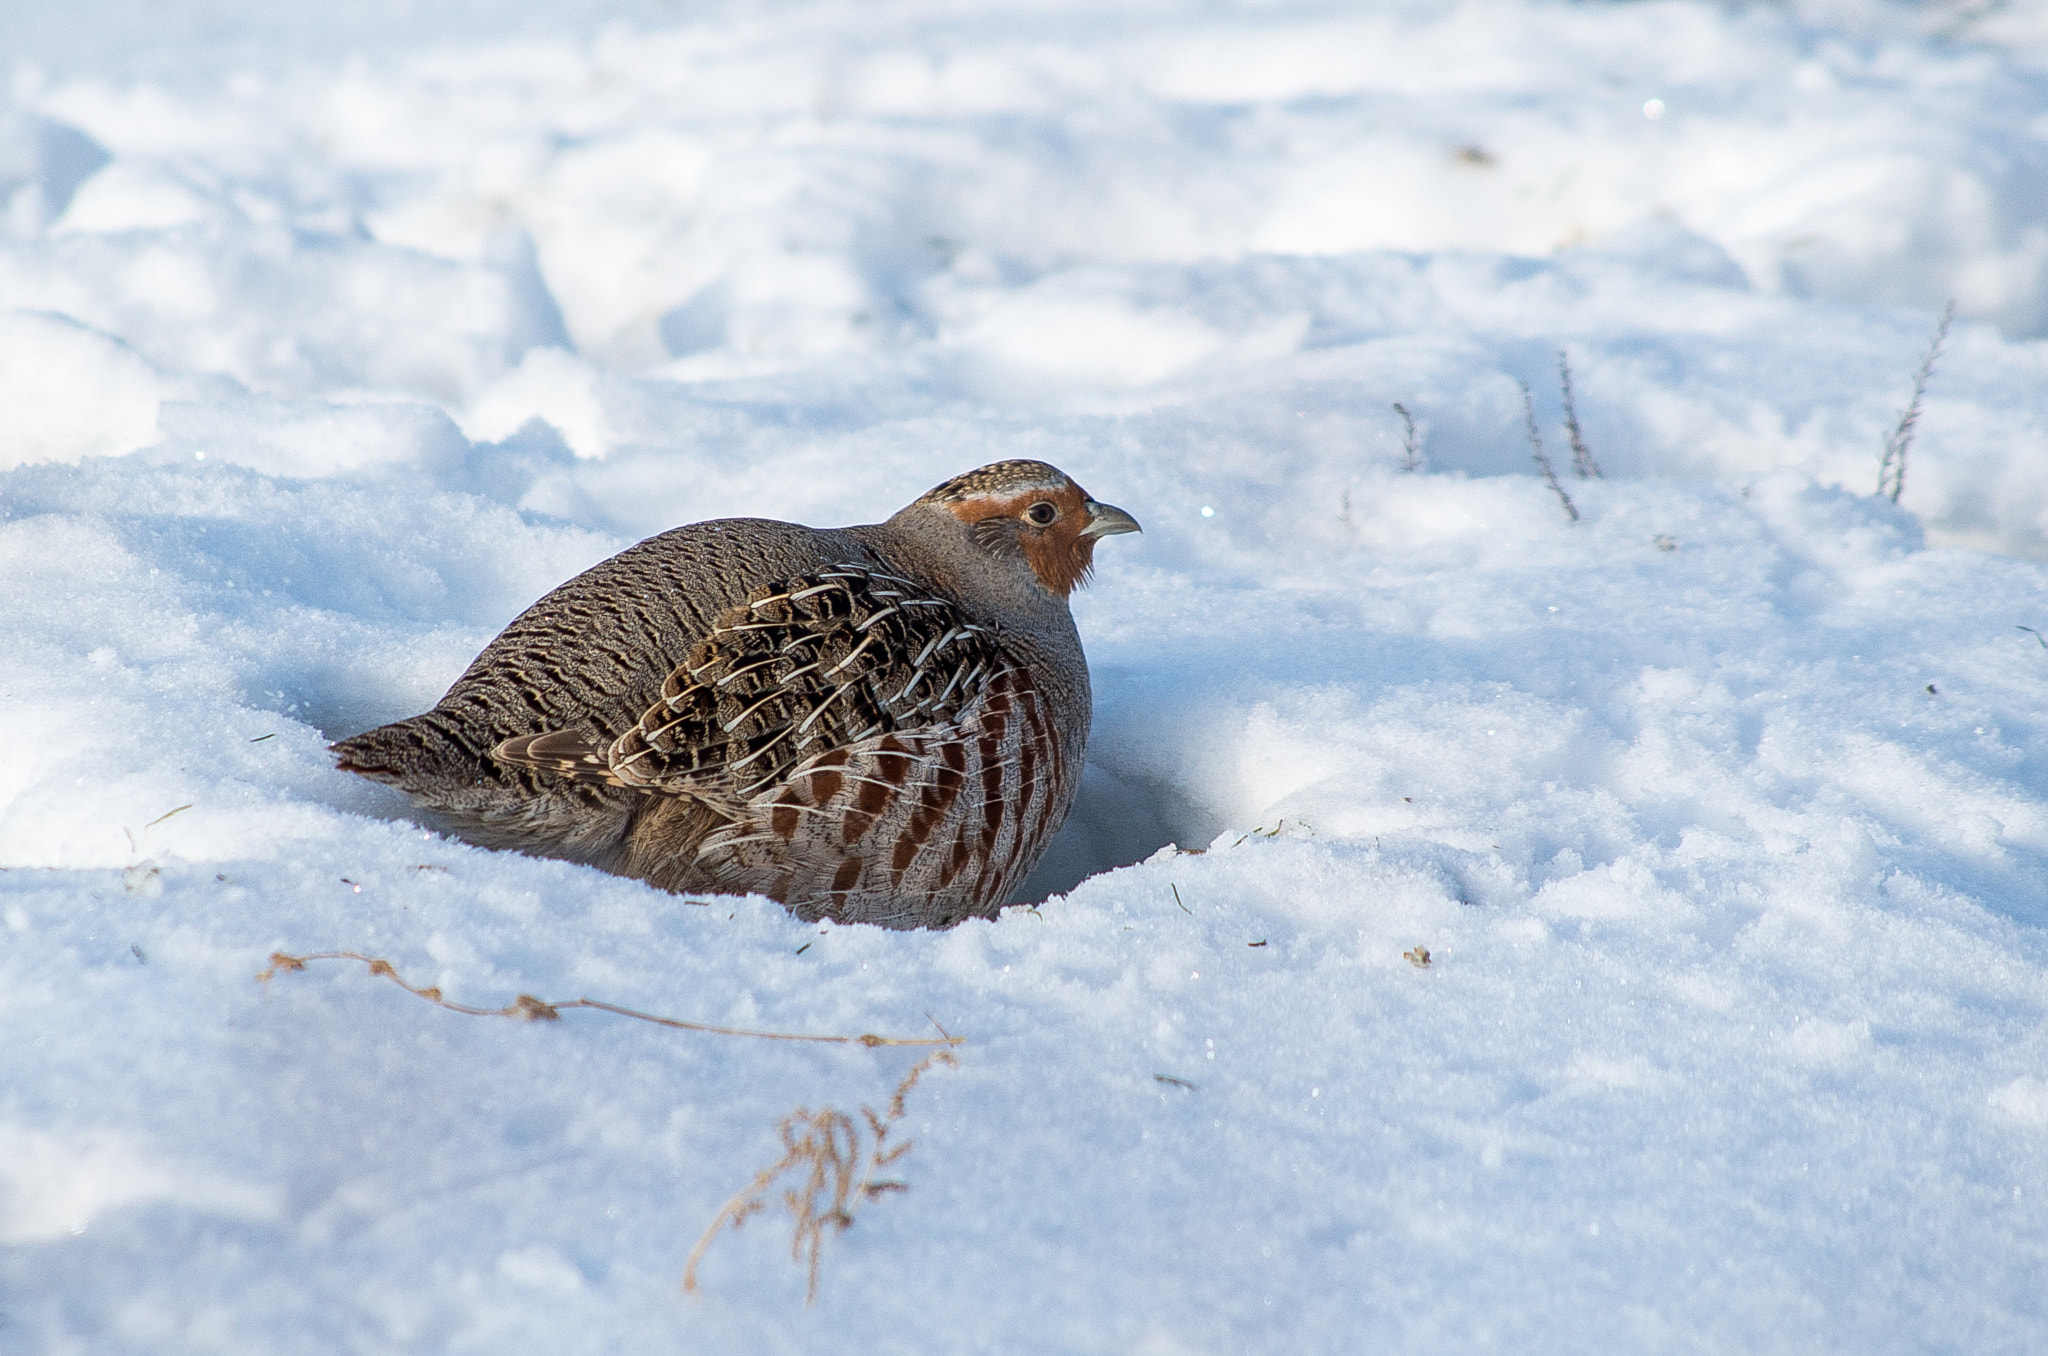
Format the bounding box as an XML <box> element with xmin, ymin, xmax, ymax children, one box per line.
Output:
<box><xmin>683</xmin><ymin>1048</ymin><xmax>959</xmax><ymax>1304</ymax></box>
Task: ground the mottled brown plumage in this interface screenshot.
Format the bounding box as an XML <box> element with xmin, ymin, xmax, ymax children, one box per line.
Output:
<box><xmin>331</xmin><ymin>460</ymin><xmax>1139</xmax><ymax>928</ymax></box>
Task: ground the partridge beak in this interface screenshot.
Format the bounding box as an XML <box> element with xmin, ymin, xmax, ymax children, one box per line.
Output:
<box><xmin>1079</xmin><ymin>500</ymin><xmax>1142</xmax><ymax>539</ymax></box>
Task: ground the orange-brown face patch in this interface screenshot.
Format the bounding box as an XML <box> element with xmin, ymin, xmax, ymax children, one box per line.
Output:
<box><xmin>945</xmin><ymin>483</ymin><xmax>1099</xmax><ymax>597</ymax></box>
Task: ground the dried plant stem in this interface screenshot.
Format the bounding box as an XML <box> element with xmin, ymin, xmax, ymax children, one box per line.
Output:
<box><xmin>1557</xmin><ymin>350</ymin><xmax>1602</xmax><ymax>479</ymax></box>
<box><xmin>683</xmin><ymin>1048</ymin><xmax>958</xmax><ymax>1303</ymax></box>
<box><xmin>124</xmin><ymin>801</ymin><xmax>194</xmax><ymax>855</ymax></box>
<box><xmin>257</xmin><ymin>951</ymin><xmax>963</xmax><ymax>1048</ymax></box>
<box><xmin>1877</xmin><ymin>300</ymin><xmax>1954</xmax><ymax>504</ymax></box>
<box><xmin>1519</xmin><ymin>380</ymin><xmax>1579</xmax><ymax>521</ymax></box>
<box><xmin>1393</xmin><ymin>402</ymin><xmax>1421</xmax><ymax>472</ymax></box>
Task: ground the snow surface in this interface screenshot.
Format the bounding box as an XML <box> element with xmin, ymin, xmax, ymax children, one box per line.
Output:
<box><xmin>5</xmin><ymin>0</ymin><xmax>2048</xmax><ymax>1350</ymax></box>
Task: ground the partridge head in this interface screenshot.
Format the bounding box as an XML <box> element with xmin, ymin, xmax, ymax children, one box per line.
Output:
<box><xmin>331</xmin><ymin>459</ymin><xmax>1140</xmax><ymax>928</ymax></box>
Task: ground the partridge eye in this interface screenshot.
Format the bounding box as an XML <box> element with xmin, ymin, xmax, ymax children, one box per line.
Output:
<box><xmin>1024</xmin><ymin>501</ymin><xmax>1059</xmax><ymax>526</ymax></box>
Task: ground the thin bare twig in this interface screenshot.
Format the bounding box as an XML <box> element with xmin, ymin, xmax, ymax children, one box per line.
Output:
<box><xmin>1877</xmin><ymin>300</ymin><xmax>1954</xmax><ymax>504</ymax></box>
<box><xmin>1519</xmin><ymin>379</ymin><xmax>1579</xmax><ymax>521</ymax></box>
<box><xmin>256</xmin><ymin>951</ymin><xmax>963</xmax><ymax>1048</ymax></box>
<box><xmin>1557</xmin><ymin>351</ymin><xmax>1602</xmax><ymax>479</ymax></box>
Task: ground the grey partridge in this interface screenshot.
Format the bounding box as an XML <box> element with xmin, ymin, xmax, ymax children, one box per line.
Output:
<box><xmin>331</xmin><ymin>460</ymin><xmax>1140</xmax><ymax>928</ymax></box>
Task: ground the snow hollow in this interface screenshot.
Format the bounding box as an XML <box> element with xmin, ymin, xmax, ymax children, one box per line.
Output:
<box><xmin>4</xmin><ymin>0</ymin><xmax>2048</xmax><ymax>1351</ymax></box>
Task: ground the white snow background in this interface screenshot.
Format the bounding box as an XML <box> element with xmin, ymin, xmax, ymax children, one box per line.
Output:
<box><xmin>5</xmin><ymin>0</ymin><xmax>2048</xmax><ymax>1349</ymax></box>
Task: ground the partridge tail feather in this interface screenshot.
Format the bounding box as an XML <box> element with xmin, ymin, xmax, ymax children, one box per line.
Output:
<box><xmin>330</xmin><ymin>714</ymin><xmax>483</xmax><ymax>785</ymax></box>
<box><xmin>330</xmin><ymin>734</ymin><xmax>400</xmax><ymax>780</ymax></box>
<box><xmin>333</xmin><ymin>713</ymin><xmax>645</xmax><ymax>868</ymax></box>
